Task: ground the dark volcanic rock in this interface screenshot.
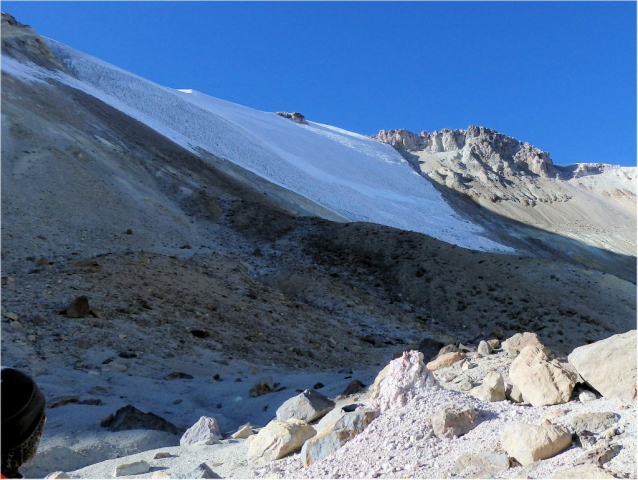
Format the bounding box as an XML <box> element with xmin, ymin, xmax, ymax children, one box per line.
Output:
<box><xmin>100</xmin><ymin>405</ymin><xmax>180</xmax><ymax>434</ymax></box>
<box><xmin>64</xmin><ymin>296</ymin><xmax>90</xmax><ymax>318</ymax></box>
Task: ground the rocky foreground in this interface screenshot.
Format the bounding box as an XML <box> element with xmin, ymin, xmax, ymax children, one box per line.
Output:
<box><xmin>38</xmin><ymin>330</ymin><xmax>636</xmax><ymax>479</ymax></box>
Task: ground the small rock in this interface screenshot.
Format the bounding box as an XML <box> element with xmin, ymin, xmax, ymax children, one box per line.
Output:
<box><xmin>437</xmin><ymin>371</ymin><xmax>457</xmax><ymax>383</ymax></box>
<box><xmin>167</xmin><ymin>372</ymin><xmax>193</xmax><ymax>380</ymax></box>
<box><xmin>341</xmin><ymin>380</ymin><xmax>365</xmax><ymax>396</ymax></box>
<box><xmin>430</xmin><ymin>404</ymin><xmax>478</xmax><ymax>439</ymax></box>
<box><xmin>4</xmin><ymin>312</ymin><xmax>18</xmax><ymax>321</ymax></box>
<box><xmin>426</xmin><ymin>352</ymin><xmax>465</xmax><ymax>370</ymax></box>
<box><xmin>453</xmin><ymin>451</ymin><xmax>510</xmax><ymax>475</ymax></box>
<box><xmin>153</xmin><ymin>452</ymin><xmax>172</xmax><ymax>459</ymax></box>
<box><xmin>151</xmin><ymin>472</ymin><xmax>171</xmax><ymax>479</ymax></box>
<box><xmin>542</xmin><ymin>409</ymin><xmax>571</xmax><ymax>421</ymax></box>
<box><xmin>470</xmin><ymin>371</ymin><xmax>506</xmax><ymax>402</ymax></box>
<box><xmin>507</xmin><ymin>384</ymin><xmax>524</xmax><ymax>403</ymax></box>
<box><xmin>44</xmin><ymin>472</ymin><xmax>71</xmax><ymax>479</ymax></box>
<box><xmin>101</xmin><ymin>362</ymin><xmax>127</xmax><ymax>373</ymax></box>
<box><xmin>461</xmin><ymin>360</ymin><xmax>476</xmax><ymax>371</ymax></box>
<box><xmin>180</xmin><ymin>416</ymin><xmax>222</xmax><ymax>446</ymax></box>
<box><xmin>579</xmin><ymin>391</ymin><xmax>597</xmax><ymax>403</ymax></box>
<box><xmin>572</xmin><ymin>412</ymin><xmax>620</xmax><ymax>434</ymax></box>
<box><xmin>438</xmin><ymin>344</ymin><xmax>462</xmax><ymax>356</ymax></box>
<box><xmin>578</xmin><ymin>431</ymin><xmax>598</xmax><ymax>449</ymax></box>
<box><xmin>502</xmin><ymin>332</ymin><xmax>550</xmax><ymax>357</ymax></box>
<box><xmin>573</xmin><ymin>443</ymin><xmax>621</xmax><ymax>467</ymax></box>
<box><xmin>500</xmin><ymin>422</ymin><xmax>572</xmax><ymax>466</ymax></box>
<box><xmin>65</xmin><ymin>296</ymin><xmax>90</xmax><ymax>318</ymax></box>
<box><xmin>478</xmin><ymin>340</ymin><xmax>493</xmax><ymax>356</ymax></box>
<box><xmin>49</xmin><ymin>396</ymin><xmax>80</xmax><ymax>408</ymax></box>
<box><xmin>77</xmin><ymin>339</ymin><xmax>91</xmax><ymax>349</ymax></box>
<box><xmin>549</xmin><ymin>465</ymin><xmax>614</xmax><ymax>478</ymax></box>
<box><xmin>112</xmin><ymin>460</ymin><xmax>150</xmax><ymax>477</ymax></box>
<box><xmin>32</xmin><ymin>314</ymin><xmax>46</xmax><ymax>324</ymax></box>
<box><xmin>125</xmin><ymin>229</ymin><xmax>133</xmax><ymax>234</ymax></box>
<box><xmin>231</xmin><ymin>425</ymin><xmax>254</xmax><ymax>439</ymax></box>
<box><xmin>250</xmin><ymin>367</ymin><xmax>259</xmax><ymax>375</ymax></box>
<box><xmin>276</xmin><ymin>389</ymin><xmax>335</xmax><ymax>422</ymax></box>
<box><xmin>172</xmin><ymin>463</ymin><xmax>220</xmax><ymax>479</ymax></box>
<box><xmin>246</xmin><ymin>419</ymin><xmax>316</xmax><ymax>464</ymax></box>
<box><xmin>487</xmin><ymin>339</ymin><xmax>500</xmax><ymax>350</ymax></box>
<box><xmin>313</xmin><ymin>382</ymin><xmax>324</xmax><ymax>389</ymax></box>
<box><xmin>249</xmin><ymin>376</ymin><xmax>274</xmax><ymax>397</ymax></box>
<box><xmin>454</xmin><ymin>377</ymin><xmax>474</xmax><ymax>391</ymax></box>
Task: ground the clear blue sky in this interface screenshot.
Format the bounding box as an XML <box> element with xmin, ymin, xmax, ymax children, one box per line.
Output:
<box><xmin>4</xmin><ymin>2</ymin><xmax>636</xmax><ymax>166</ymax></box>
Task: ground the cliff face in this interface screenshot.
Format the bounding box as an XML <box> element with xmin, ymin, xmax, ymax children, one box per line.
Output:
<box><xmin>373</xmin><ymin>126</ymin><xmax>636</xmax><ymax>258</ymax></box>
<box><xmin>372</xmin><ymin>126</ymin><xmax>557</xmax><ymax>205</ymax></box>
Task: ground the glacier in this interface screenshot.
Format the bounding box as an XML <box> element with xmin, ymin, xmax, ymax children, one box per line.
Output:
<box><xmin>2</xmin><ymin>40</ymin><xmax>514</xmax><ymax>252</ymax></box>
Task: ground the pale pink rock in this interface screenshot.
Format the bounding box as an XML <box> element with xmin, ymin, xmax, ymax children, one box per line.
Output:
<box><xmin>372</xmin><ymin>351</ymin><xmax>438</xmax><ymax>413</ymax></box>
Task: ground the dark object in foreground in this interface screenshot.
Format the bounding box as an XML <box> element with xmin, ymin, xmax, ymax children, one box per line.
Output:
<box><xmin>1</xmin><ymin>367</ymin><xmax>47</xmax><ymax>479</ymax></box>
<box><xmin>100</xmin><ymin>405</ymin><xmax>180</xmax><ymax>435</ymax></box>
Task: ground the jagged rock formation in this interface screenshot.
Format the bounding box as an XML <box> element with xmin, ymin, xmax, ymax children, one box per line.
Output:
<box><xmin>373</xmin><ymin>127</ymin><xmax>636</xmax><ymax>258</ymax></box>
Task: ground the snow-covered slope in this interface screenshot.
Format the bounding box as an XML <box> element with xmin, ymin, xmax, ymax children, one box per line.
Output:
<box><xmin>1</xmin><ymin>39</ymin><xmax>512</xmax><ymax>252</ymax></box>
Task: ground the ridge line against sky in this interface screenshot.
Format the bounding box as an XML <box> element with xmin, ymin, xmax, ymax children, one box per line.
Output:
<box><xmin>3</xmin><ymin>1</ymin><xmax>637</xmax><ymax>167</ymax></box>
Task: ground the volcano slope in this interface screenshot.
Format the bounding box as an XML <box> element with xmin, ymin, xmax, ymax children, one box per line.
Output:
<box><xmin>1</xmin><ymin>13</ymin><xmax>636</xmax><ymax>477</ymax></box>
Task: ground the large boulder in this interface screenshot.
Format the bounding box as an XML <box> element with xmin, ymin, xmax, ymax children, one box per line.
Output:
<box><xmin>509</xmin><ymin>346</ymin><xmax>577</xmax><ymax>406</ymax></box>
<box><xmin>372</xmin><ymin>351</ymin><xmax>438</xmax><ymax>413</ymax></box>
<box><xmin>276</xmin><ymin>390</ymin><xmax>335</xmax><ymax>423</ymax></box>
<box><xmin>502</xmin><ymin>332</ymin><xmax>550</xmax><ymax>357</ymax></box>
<box><xmin>180</xmin><ymin>416</ymin><xmax>222</xmax><ymax>446</ymax></box>
<box><xmin>246</xmin><ymin>419</ymin><xmax>316</xmax><ymax>464</ymax></box>
<box><xmin>469</xmin><ymin>371</ymin><xmax>506</xmax><ymax>402</ymax></box>
<box><xmin>500</xmin><ymin>422</ymin><xmax>572</xmax><ymax>466</ymax></box>
<box><xmin>301</xmin><ymin>408</ymin><xmax>377</xmax><ymax>466</ymax></box>
<box><xmin>430</xmin><ymin>405</ymin><xmax>478</xmax><ymax>439</ymax></box>
<box><xmin>568</xmin><ymin>330</ymin><xmax>637</xmax><ymax>403</ymax></box>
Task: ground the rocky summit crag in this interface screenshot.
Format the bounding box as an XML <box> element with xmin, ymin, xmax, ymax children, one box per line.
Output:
<box><xmin>373</xmin><ymin>127</ymin><xmax>636</xmax><ymax>271</ymax></box>
<box><xmin>1</xmin><ymin>13</ymin><xmax>635</xmax><ymax>480</ymax></box>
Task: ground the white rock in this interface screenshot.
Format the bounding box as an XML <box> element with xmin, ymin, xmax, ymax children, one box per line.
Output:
<box><xmin>477</xmin><ymin>340</ymin><xmax>492</xmax><ymax>356</ymax></box>
<box><xmin>469</xmin><ymin>371</ymin><xmax>506</xmax><ymax>402</ymax></box>
<box><xmin>276</xmin><ymin>389</ymin><xmax>335</xmax><ymax>423</ymax></box>
<box><xmin>579</xmin><ymin>391</ymin><xmax>597</xmax><ymax>403</ymax></box>
<box><xmin>44</xmin><ymin>472</ymin><xmax>71</xmax><ymax>479</ymax></box>
<box><xmin>373</xmin><ymin>351</ymin><xmax>438</xmax><ymax>413</ymax></box>
<box><xmin>112</xmin><ymin>460</ymin><xmax>150</xmax><ymax>477</ymax></box>
<box><xmin>180</xmin><ymin>416</ymin><xmax>222</xmax><ymax>446</ymax></box>
<box><xmin>502</xmin><ymin>332</ymin><xmax>550</xmax><ymax>357</ymax></box>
